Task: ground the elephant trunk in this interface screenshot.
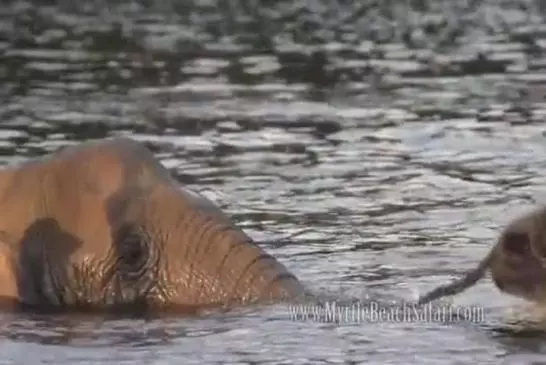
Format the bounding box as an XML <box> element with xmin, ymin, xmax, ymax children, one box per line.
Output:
<box><xmin>138</xmin><ymin>187</ymin><xmax>305</xmax><ymax>308</ymax></box>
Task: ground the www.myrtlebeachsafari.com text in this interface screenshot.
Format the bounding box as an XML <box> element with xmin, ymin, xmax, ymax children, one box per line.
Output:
<box><xmin>286</xmin><ymin>301</ymin><xmax>485</xmax><ymax>324</ymax></box>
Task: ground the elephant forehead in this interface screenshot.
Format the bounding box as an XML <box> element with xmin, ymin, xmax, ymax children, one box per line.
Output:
<box><xmin>46</xmin><ymin>138</ymin><xmax>170</xmax><ymax>199</ymax></box>
<box><xmin>135</xmin><ymin>184</ymin><xmax>235</xmax><ymax>230</ymax></box>
<box><xmin>177</xmin><ymin>186</ymin><xmax>231</xmax><ymax>222</ymax></box>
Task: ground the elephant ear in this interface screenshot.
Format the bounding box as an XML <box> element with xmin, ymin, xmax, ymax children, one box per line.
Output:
<box><xmin>16</xmin><ymin>218</ymin><xmax>83</xmax><ymax>307</ymax></box>
<box><xmin>501</xmin><ymin>231</ymin><xmax>532</xmax><ymax>257</ymax></box>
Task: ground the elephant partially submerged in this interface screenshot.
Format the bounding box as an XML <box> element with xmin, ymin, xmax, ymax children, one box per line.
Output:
<box><xmin>0</xmin><ymin>137</ymin><xmax>307</xmax><ymax>313</ymax></box>
<box><xmin>417</xmin><ymin>207</ymin><xmax>546</xmax><ymax>305</ymax></box>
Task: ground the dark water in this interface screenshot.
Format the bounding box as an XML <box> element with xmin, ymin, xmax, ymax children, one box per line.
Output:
<box><xmin>2</xmin><ymin>0</ymin><xmax>546</xmax><ymax>363</ymax></box>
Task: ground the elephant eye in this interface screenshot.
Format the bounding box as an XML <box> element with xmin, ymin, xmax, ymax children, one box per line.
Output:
<box><xmin>115</xmin><ymin>224</ymin><xmax>148</xmax><ymax>270</ymax></box>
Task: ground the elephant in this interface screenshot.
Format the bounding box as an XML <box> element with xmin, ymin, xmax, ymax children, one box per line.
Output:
<box><xmin>0</xmin><ymin>137</ymin><xmax>310</xmax><ymax>313</ymax></box>
<box><xmin>417</xmin><ymin>207</ymin><xmax>546</xmax><ymax>305</ymax></box>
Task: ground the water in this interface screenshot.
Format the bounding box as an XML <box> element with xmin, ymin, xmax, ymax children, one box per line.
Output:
<box><xmin>2</xmin><ymin>0</ymin><xmax>546</xmax><ymax>363</ymax></box>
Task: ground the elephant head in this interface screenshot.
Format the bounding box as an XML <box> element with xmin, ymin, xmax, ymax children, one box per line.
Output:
<box><xmin>489</xmin><ymin>207</ymin><xmax>546</xmax><ymax>302</ymax></box>
<box><xmin>417</xmin><ymin>207</ymin><xmax>546</xmax><ymax>305</ymax></box>
<box><xmin>0</xmin><ymin>138</ymin><xmax>305</xmax><ymax>313</ymax></box>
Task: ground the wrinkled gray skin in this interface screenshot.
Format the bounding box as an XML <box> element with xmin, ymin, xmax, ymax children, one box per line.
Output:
<box><xmin>0</xmin><ymin>138</ymin><xmax>308</xmax><ymax>313</ymax></box>
<box><xmin>418</xmin><ymin>207</ymin><xmax>546</xmax><ymax>305</ymax></box>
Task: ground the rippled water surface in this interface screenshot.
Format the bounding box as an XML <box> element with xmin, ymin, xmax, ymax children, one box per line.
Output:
<box><xmin>3</xmin><ymin>0</ymin><xmax>546</xmax><ymax>364</ymax></box>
